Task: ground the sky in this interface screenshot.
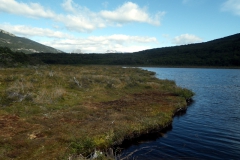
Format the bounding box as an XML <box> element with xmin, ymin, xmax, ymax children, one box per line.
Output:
<box><xmin>0</xmin><ymin>0</ymin><xmax>239</xmax><ymax>53</ymax></box>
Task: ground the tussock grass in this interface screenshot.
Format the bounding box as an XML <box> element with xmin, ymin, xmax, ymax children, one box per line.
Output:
<box><xmin>0</xmin><ymin>65</ymin><xmax>194</xmax><ymax>159</ymax></box>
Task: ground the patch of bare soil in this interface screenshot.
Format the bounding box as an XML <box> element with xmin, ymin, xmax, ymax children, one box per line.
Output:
<box><xmin>0</xmin><ymin>114</ymin><xmax>42</xmax><ymax>139</ymax></box>
<box><xmin>96</xmin><ymin>91</ymin><xmax>177</xmax><ymax>109</ymax></box>
<box><xmin>0</xmin><ymin>115</ymin><xmax>25</xmax><ymax>138</ymax></box>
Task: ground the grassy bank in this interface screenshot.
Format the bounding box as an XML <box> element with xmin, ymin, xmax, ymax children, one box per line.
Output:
<box><xmin>0</xmin><ymin>65</ymin><xmax>194</xmax><ymax>159</ymax></box>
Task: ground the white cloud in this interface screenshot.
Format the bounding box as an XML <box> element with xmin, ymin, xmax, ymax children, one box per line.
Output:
<box><xmin>0</xmin><ymin>0</ymin><xmax>55</xmax><ymax>18</ymax></box>
<box><xmin>61</xmin><ymin>0</ymin><xmax>76</xmax><ymax>13</ymax></box>
<box><xmin>40</xmin><ymin>34</ymin><xmax>158</xmax><ymax>53</ymax></box>
<box><xmin>59</xmin><ymin>1</ymin><xmax>165</xmax><ymax>32</ymax></box>
<box><xmin>0</xmin><ymin>23</ymin><xmax>72</xmax><ymax>38</ymax></box>
<box><xmin>100</xmin><ymin>2</ymin><xmax>164</xmax><ymax>26</ymax></box>
<box><xmin>172</xmin><ymin>34</ymin><xmax>202</xmax><ymax>45</ymax></box>
<box><xmin>60</xmin><ymin>1</ymin><xmax>165</xmax><ymax>31</ymax></box>
<box><xmin>55</xmin><ymin>14</ymin><xmax>99</xmax><ymax>32</ymax></box>
<box><xmin>221</xmin><ymin>0</ymin><xmax>240</xmax><ymax>16</ymax></box>
<box><xmin>0</xmin><ymin>0</ymin><xmax>164</xmax><ymax>32</ymax></box>
<box><xmin>0</xmin><ymin>22</ymin><xmax>158</xmax><ymax>53</ymax></box>
<box><xmin>107</xmin><ymin>34</ymin><xmax>157</xmax><ymax>43</ymax></box>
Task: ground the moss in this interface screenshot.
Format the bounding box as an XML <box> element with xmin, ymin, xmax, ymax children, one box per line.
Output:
<box><xmin>0</xmin><ymin>65</ymin><xmax>194</xmax><ymax>159</ymax></box>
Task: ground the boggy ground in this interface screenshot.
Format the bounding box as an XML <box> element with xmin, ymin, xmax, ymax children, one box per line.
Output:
<box><xmin>0</xmin><ymin>65</ymin><xmax>194</xmax><ymax>159</ymax></box>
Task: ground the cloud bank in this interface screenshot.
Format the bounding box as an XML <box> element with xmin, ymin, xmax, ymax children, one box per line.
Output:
<box><xmin>0</xmin><ymin>0</ymin><xmax>164</xmax><ymax>32</ymax></box>
<box><xmin>172</xmin><ymin>34</ymin><xmax>202</xmax><ymax>45</ymax></box>
<box><xmin>42</xmin><ymin>34</ymin><xmax>158</xmax><ymax>53</ymax></box>
<box><xmin>0</xmin><ymin>24</ymin><xmax>72</xmax><ymax>38</ymax></box>
<box><xmin>0</xmin><ymin>23</ymin><xmax>157</xmax><ymax>53</ymax></box>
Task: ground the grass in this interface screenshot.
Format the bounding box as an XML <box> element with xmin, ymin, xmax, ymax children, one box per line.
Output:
<box><xmin>0</xmin><ymin>65</ymin><xmax>194</xmax><ymax>159</ymax></box>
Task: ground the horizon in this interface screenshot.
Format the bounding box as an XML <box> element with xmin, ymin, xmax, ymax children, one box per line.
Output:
<box><xmin>0</xmin><ymin>0</ymin><xmax>239</xmax><ymax>53</ymax></box>
<box><xmin>1</xmin><ymin>28</ymin><xmax>239</xmax><ymax>54</ymax></box>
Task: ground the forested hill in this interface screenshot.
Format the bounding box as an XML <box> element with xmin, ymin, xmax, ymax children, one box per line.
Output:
<box><xmin>134</xmin><ymin>33</ymin><xmax>240</xmax><ymax>66</ymax></box>
<box><xmin>30</xmin><ymin>33</ymin><xmax>240</xmax><ymax>67</ymax></box>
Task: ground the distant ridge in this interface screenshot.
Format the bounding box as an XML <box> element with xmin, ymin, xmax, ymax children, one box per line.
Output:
<box><xmin>0</xmin><ymin>29</ymin><xmax>64</xmax><ymax>54</ymax></box>
<box><xmin>30</xmin><ymin>33</ymin><xmax>240</xmax><ymax>67</ymax></box>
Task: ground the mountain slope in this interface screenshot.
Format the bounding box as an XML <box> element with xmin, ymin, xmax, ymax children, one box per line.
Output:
<box><xmin>0</xmin><ymin>29</ymin><xmax>63</xmax><ymax>54</ymax></box>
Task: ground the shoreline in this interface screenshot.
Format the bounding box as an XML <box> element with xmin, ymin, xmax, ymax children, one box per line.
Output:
<box><xmin>82</xmin><ymin>98</ymin><xmax>193</xmax><ymax>159</ymax></box>
<box><xmin>122</xmin><ymin>65</ymin><xmax>240</xmax><ymax>69</ymax></box>
<box><xmin>114</xmin><ymin>98</ymin><xmax>192</xmax><ymax>157</ymax></box>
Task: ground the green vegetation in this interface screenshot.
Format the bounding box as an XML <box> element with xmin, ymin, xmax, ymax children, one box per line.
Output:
<box><xmin>0</xmin><ymin>65</ymin><xmax>193</xmax><ymax>159</ymax></box>
<box><xmin>30</xmin><ymin>33</ymin><xmax>240</xmax><ymax>67</ymax></box>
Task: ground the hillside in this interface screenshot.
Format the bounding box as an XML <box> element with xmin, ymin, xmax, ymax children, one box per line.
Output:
<box><xmin>134</xmin><ymin>33</ymin><xmax>240</xmax><ymax>66</ymax></box>
<box><xmin>30</xmin><ymin>33</ymin><xmax>240</xmax><ymax>67</ymax></box>
<box><xmin>0</xmin><ymin>29</ymin><xmax>63</xmax><ymax>54</ymax></box>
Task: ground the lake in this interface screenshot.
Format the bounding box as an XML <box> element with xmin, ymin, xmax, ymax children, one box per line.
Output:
<box><xmin>120</xmin><ymin>68</ymin><xmax>240</xmax><ymax>160</ymax></box>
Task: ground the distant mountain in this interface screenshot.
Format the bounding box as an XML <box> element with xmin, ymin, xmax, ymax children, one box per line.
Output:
<box><xmin>30</xmin><ymin>33</ymin><xmax>240</xmax><ymax>67</ymax></box>
<box><xmin>0</xmin><ymin>29</ymin><xmax>64</xmax><ymax>54</ymax></box>
<box><xmin>106</xmin><ymin>50</ymin><xmax>119</xmax><ymax>53</ymax></box>
<box><xmin>71</xmin><ymin>49</ymin><xmax>83</xmax><ymax>54</ymax></box>
<box><xmin>106</xmin><ymin>50</ymin><xmax>129</xmax><ymax>53</ymax></box>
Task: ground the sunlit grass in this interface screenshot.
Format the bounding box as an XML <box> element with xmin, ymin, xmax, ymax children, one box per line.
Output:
<box><xmin>0</xmin><ymin>65</ymin><xmax>194</xmax><ymax>159</ymax></box>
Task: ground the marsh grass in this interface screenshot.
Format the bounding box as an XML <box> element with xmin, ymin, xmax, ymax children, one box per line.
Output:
<box><xmin>0</xmin><ymin>65</ymin><xmax>194</xmax><ymax>159</ymax></box>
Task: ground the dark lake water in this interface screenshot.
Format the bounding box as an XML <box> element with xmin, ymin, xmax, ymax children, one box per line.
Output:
<box><xmin>120</xmin><ymin>68</ymin><xmax>240</xmax><ymax>160</ymax></box>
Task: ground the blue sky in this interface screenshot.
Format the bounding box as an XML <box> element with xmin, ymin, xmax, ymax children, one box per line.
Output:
<box><xmin>0</xmin><ymin>0</ymin><xmax>239</xmax><ymax>53</ymax></box>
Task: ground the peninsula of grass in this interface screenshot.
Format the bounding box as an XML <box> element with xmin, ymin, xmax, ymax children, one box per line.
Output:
<box><xmin>0</xmin><ymin>65</ymin><xmax>194</xmax><ymax>159</ymax></box>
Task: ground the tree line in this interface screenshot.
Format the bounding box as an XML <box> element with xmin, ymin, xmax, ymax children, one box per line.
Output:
<box><xmin>0</xmin><ymin>47</ymin><xmax>42</xmax><ymax>67</ymax></box>
<box><xmin>30</xmin><ymin>33</ymin><xmax>240</xmax><ymax>67</ymax></box>
<box><xmin>1</xmin><ymin>33</ymin><xmax>240</xmax><ymax>67</ymax></box>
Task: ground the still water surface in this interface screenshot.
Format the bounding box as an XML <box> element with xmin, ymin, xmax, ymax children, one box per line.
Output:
<box><xmin>120</xmin><ymin>68</ymin><xmax>240</xmax><ymax>160</ymax></box>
